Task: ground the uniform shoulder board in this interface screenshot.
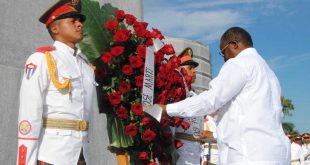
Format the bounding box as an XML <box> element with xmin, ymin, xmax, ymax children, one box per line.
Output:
<box><xmin>36</xmin><ymin>46</ymin><xmax>56</xmax><ymax>53</ymax></box>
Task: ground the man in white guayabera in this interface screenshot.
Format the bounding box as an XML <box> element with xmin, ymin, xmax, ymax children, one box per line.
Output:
<box><xmin>159</xmin><ymin>27</ymin><xmax>291</xmax><ymax>165</ymax></box>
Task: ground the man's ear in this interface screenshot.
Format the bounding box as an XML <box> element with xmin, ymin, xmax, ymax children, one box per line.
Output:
<box><xmin>50</xmin><ymin>22</ymin><xmax>60</xmax><ymax>36</ymax></box>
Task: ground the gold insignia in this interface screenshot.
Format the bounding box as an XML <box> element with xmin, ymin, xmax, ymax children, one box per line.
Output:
<box><xmin>19</xmin><ymin>120</ymin><xmax>32</xmax><ymax>135</ymax></box>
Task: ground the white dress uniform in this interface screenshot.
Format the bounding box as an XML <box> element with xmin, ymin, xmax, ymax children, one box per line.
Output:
<box><xmin>17</xmin><ymin>41</ymin><xmax>96</xmax><ymax>165</ymax></box>
<box><xmin>201</xmin><ymin>115</ymin><xmax>218</xmax><ymax>165</ymax></box>
<box><xmin>302</xmin><ymin>143</ymin><xmax>310</xmax><ymax>165</ymax></box>
<box><xmin>291</xmin><ymin>142</ymin><xmax>304</xmax><ymax>165</ymax></box>
<box><xmin>175</xmin><ymin>91</ymin><xmax>204</xmax><ymax>165</ymax></box>
<box><xmin>167</xmin><ymin>48</ymin><xmax>291</xmax><ymax>165</ymax></box>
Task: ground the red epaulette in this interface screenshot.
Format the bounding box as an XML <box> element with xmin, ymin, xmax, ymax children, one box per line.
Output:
<box><xmin>36</xmin><ymin>46</ymin><xmax>56</xmax><ymax>53</ymax></box>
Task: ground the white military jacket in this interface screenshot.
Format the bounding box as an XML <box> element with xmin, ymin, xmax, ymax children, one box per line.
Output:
<box><xmin>17</xmin><ymin>41</ymin><xmax>96</xmax><ymax>165</ymax></box>
<box><xmin>167</xmin><ymin>48</ymin><xmax>291</xmax><ymax>165</ymax></box>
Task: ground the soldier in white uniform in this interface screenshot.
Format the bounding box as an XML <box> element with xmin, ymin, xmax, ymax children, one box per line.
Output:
<box><xmin>17</xmin><ymin>0</ymin><xmax>96</xmax><ymax>164</ymax></box>
<box><xmin>291</xmin><ymin>135</ymin><xmax>305</xmax><ymax>165</ymax></box>
<box><xmin>201</xmin><ymin>114</ymin><xmax>218</xmax><ymax>165</ymax></box>
<box><xmin>174</xmin><ymin>48</ymin><xmax>204</xmax><ymax>165</ymax></box>
<box><xmin>302</xmin><ymin>133</ymin><xmax>310</xmax><ymax>165</ymax></box>
<box><xmin>159</xmin><ymin>27</ymin><xmax>291</xmax><ymax>165</ymax></box>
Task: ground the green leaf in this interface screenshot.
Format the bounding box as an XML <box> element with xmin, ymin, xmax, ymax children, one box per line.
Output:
<box><xmin>79</xmin><ymin>0</ymin><xmax>118</xmax><ymax>63</ymax></box>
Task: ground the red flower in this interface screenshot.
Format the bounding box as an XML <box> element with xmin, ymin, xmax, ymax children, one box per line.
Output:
<box><xmin>160</xmin><ymin>116</ymin><xmax>171</xmax><ymax>127</ymax></box>
<box><xmin>135</xmin><ymin>75</ymin><xmax>144</xmax><ymax>87</ymax></box>
<box><xmin>115</xmin><ymin>10</ymin><xmax>126</xmax><ymax>22</ymax></box>
<box><xmin>142</xmin><ymin>117</ymin><xmax>153</xmax><ymax>126</ymax></box>
<box><xmin>129</xmin><ymin>55</ymin><xmax>144</xmax><ymax>68</ymax></box>
<box><xmin>100</xmin><ymin>52</ymin><xmax>112</xmax><ymax>63</ymax></box>
<box><xmin>136</xmin><ymin>45</ymin><xmax>146</xmax><ymax>59</ymax></box>
<box><xmin>116</xmin><ymin>105</ymin><xmax>128</xmax><ymax>119</ymax></box>
<box><xmin>151</xmin><ymin>28</ymin><xmax>164</xmax><ymax>40</ymax></box>
<box><xmin>113</xmin><ymin>29</ymin><xmax>130</xmax><ymax>42</ymax></box>
<box><xmin>175</xmin><ymin>139</ymin><xmax>184</xmax><ymax>149</ymax></box>
<box><xmin>148</xmin><ymin>162</ymin><xmax>157</xmax><ymax>165</ymax></box>
<box><xmin>103</xmin><ymin>19</ymin><xmax>119</xmax><ymax>31</ymax></box>
<box><xmin>118</xmin><ymin>81</ymin><xmax>131</xmax><ymax>94</ymax></box>
<box><xmin>144</xmin><ymin>37</ymin><xmax>153</xmax><ymax>46</ymax></box>
<box><xmin>132</xmin><ymin>102</ymin><xmax>144</xmax><ymax>115</ymax></box>
<box><xmin>134</xmin><ymin>21</ymin><xmax>148</xmax><ymax>30</ymax></box>
<box><xmin>154</xmin><ymin>51</ymin><xmax>164</xmax><ymax>65</ymax></box>
<box><xmin>138</xmin><ymin>152</ymin><xmax>149</xmax><ymax>160</ymax></box>
<box><xmin>122</xmin><ymin>65</ymin><xmax>133</xmax><ymax>76</ymax></box>
<box><xmin>135</xmin><ymin>27</ymin><xmax>148</xmax><ymax>38</ymax></box>
<box><xmin>142</xmin><ymin>129</ymin><xmax>157</xmax><ymax>143</ymax></box>
<box><xmin>157</xmin><ymin>90</ymin><xmax>168</xmax><ymax>104</ymax></box>
<box><xmin>174</xmin><ymin>117</ymin><xmax>183</xmax><ymax>128</ymax></box>
<box><xmin>108</xmin><ymin>92</ymin><xmax>121</xmax><ymax>106</ymax></box>
<box><xmin>125</xmin><ymin>14</ymin><xmax>137</xmax><ymax>25</ymax></box>
<box><xmin>181</xmin><ymin>121</ymin><xmax>190</xmax><ymax>130</ymax></box>
<box><xmin>125</xmin><ymin>123</ymin><xmax>138</xmax><ymax>136</ymax></box>
<box><xmin>111</xmin><ymin>46</ymin><xmax>125</xmax><ymax>57</ymax></box>
<box><xmin>160</xmin><ymin>44</ymin><xmax>175</xmax><ymax>55</ymax></box>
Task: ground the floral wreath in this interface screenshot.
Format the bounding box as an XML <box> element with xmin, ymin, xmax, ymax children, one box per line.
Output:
<box><xmin>80</xmin><ymin>0</ymin><xmax>193</xmax><ymax>164</ymax></box>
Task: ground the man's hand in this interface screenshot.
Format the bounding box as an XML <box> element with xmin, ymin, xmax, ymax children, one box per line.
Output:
<box><xmin>158</xmin><ymin>104</ymin><xmax>167</xmax><ymax>116</ymax></box>
<box><xmin>200</xmin><ymin>130</ymin><xmax>214</xmax><ymax>139</ymax></box>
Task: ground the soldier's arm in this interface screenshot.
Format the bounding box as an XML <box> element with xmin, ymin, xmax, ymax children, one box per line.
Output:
<box><xmin>17</xmin><ymin>52</ymin><xmax>49</xmax><ymax>165</ymax></box>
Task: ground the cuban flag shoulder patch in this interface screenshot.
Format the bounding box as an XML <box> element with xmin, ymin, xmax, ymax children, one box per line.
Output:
<box><xmin>25</xmin><ymin>63</ymin><xmax>37</xmax><ymax>79</ymax></box>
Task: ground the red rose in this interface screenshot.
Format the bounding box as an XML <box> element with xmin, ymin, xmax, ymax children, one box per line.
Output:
<box><xmin>111</xmin><ymin>46</ymin><xmax>125</xmax><ymax>57</ymax></box>
<box><xmin>136</xmin><ymin>45</ymin><xmax>146</xmax><ymax>59</ymax></box>
<box><xmin>142</xmin><ymin>117</ymin><xmax>153</xmax><ymax>126</ymax></box>
<box><xmin>134</xmin><ymin>21</ymin><xmax>148</xmax><ymax>30</ymax></box>
<box><xmin>125</xmin><ymin>14</ymin><xmax>137</xmax><ymax>25</ymax></box>
<box><xmin>118</xmin><ymin>81</ymin><xmax>131</xmax><ymax>94</ymax></box>
<box><xmin>181</xmin><ymin>121</ymin><xmax>190</xmax><ymax>130</ymax></box>
<box><xmin>174</xmin><ymin>117</ymin><xmax>183</xmax><ymax>128</ymax></box>
<box><xmin>176</xmin><ymin>88</ymin><xmax>184</xmax><ymax>97</ymax></box>
<box><xmin>135</xmin><ymin>27</ymin><xmax>148</xmax><ymax>38</ymax></box>
<box><xmin>113</xmin><ymin>29</ymin><xmax>130</xmax><ymax>42</ymax></box>
<box><xmin>131</xmin><ymin>102</ymin><xmax>144</xmax><ymax>115</ymax></box>
<box><xmin>103</xmin><ymin>19</ymin><xmax>119</xmax><ymax>31</ymax></box>
<box><xmin>135</xmin><ymin>75</ymin><xmax>144</xmax><ymax>87</ymax></box>
<box><xmin>108</xmin><ymin>92</ymin><xmax>121</xmax><ymax>106</ymax></box>
<box><xmin>151</xmin><ymin>28</ymin><xmax>164</xmax><ymax>40</ymax></box>
<box><xmin>160</xmin><ymin>44</ymin><xmax>175</xmax><ymax>55</ymax></box>
<box><xmin>142</xmin><ymin>129</ymin><xmax>157</xmax><ymax>143</ymax></box>
<box><xmin>138</xmin><ymin>152</ymin><xmax>149</xmax><ymax>160</ymax></box>
<box><xmin>122</xmin><ymin>65</ymin><xmax>133</xmax><ymax>76</ymax></box>
<box><xmin>154</xmin><ymin>51</ymin><xmax>164</xmax><ymax>64</ymax></box>
<box><xmin>115</xmin><ymin>10</ymin><xmax>125</xmax><ymax>21</ymax></box>
<box><xmin>170</xmin><ymin>55</ymin><xmax>181</xmax><ymax>68</ymax></box>
<box><xmin>156</xmin><ymin>90</ymin><xmax>168</xmax><ymax>104</ymax></box>
<box><xmin>160</xmin><ymin>116</ymin><xmax>170</xmax><ymax>127</ymax></box>
<box><xmin>174</xmin><ymin>139</ymin><xmax>184</xmax><ymax>149</ymax></box>
<box><xmin>100</xmin><ymin>52</ymin><xmax>112</xmax><ymax>63</ymax></box>
<box><xmin>144</xmin><ymin>37</ymin><xmax>153</xmax><ymax>46</ymax></box>
<box><xmin>125</xmin><ymin>123</ymin><xmax>138</xmax><ymax>136</ymax></box>
<box><xmin>116</xmin><ymin>105</ymin><xmax>128</xmax><ymax>119</ymax></box>
<box><xmin>129</xmin><ymin>55</ymin><xmax>144</xmax><ymax>68</ymax></box>
<box><xmin>148</xmin><ymin>162</ymin><xmax>157</xmax><ymax>165</ymax></box>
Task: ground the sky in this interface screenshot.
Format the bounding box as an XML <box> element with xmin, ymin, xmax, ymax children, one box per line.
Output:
<box><xmin>143</xmin><ymin>0</ymin><xmax>310</xmax><ymax>133</ymax></box>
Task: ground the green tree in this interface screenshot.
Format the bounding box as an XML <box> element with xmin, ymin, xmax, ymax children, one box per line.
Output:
<box><xmin>281</xmin><ymin>96</ymin><xmax>299</xmax><ymax>134</ymax></box>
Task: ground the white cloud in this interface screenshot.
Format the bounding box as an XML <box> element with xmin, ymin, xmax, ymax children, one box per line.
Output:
<box><xmin>267</xmin><ymin>52</ymin><xmax>310</xmax><ymax>72</ymax></box>
<box><xmin>144</xmin><ymin>7</ymin><xmax>250</xmax><ymax>44</ymax></box>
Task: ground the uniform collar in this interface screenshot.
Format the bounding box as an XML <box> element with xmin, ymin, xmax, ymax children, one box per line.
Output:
<box><xmin>53</xmin><ymin>41</ymin><xmax>82</xmax><ymax>56</ymax></box>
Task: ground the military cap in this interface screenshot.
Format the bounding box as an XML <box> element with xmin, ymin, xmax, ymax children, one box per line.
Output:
<box><xmin>39</xmin><ymin>0</ymin><xmax>85</xmax><ymax>27</ymax></box>
<box><xmin>179</xmin><ymin>47</ymin><xmax>199</xmax><ymax>68</ymax></box>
